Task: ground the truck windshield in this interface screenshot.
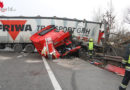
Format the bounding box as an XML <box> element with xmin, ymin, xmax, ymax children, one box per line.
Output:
<box><xmin>38</xmin><ymin>25</ymin><xmax>56</xmax><ymax>36</ymax></box>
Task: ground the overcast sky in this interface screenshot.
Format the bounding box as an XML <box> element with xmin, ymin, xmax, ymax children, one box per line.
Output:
<box><xmin>0</xmin><ymin>0</ymin><xmax>130</xmax><ymax>22</ymax></box>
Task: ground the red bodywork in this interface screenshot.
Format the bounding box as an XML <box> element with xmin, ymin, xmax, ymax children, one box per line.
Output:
<box><xmin>30</xmin><ymin>25</ymin><xmax>80</xmax><ymax>59</ymax></box>
<box><xmin>105</xmin><ymin>64</ymin><xmax>125</xmax><ymax>76</ymax></box>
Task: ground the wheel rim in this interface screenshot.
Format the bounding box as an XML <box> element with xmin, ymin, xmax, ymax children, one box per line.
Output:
<box><xmin>25</xmin><ymin>44</ymin><xmax>35</xmax><ymax>53</ymax></box>
<box><xmin>13</xmin><ymin>44</ymin><xmax>23</xmax><ymax>52</ymax></box>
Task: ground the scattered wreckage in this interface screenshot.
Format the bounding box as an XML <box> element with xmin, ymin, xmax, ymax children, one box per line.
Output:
<box><xmin>30</xmin><ymin>24</ymin><xmax>127</xmax><ymax>76</ymax></box>
<box><xmin>30</xmin><ymin>25</ymin><xmax>104</xmax><ymax>59</ymax></box>
<box><xmin>30</xmin><ymin>25</ymin><xmax>81</xmax><ymax>59</ymax></box>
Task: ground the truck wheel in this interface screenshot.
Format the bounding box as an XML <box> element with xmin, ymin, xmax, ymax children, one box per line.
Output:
<box><xmin>25</xmin><ymin>44</ymin><xmax>35</xmax><ymax>53</ymax></box>
<box><xmin>13</xmin><ymin>44</ymin><xmax>23</xmax><ymax>52</ymax></box>
<box><xmin>0</xmin><ymin>44</ymin><xmax>5</xmax><ymax>49</ymax></box>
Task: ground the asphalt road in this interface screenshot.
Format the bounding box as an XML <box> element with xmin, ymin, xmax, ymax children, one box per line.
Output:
<box><xmin>0</xmin><ymin>52</ymin><xmax>130</xmax><ymax>90</ymax></box>
<box><xmin>0</xmin><ymin>52</ymin><xmax>53</xmax><ymax>90</ymax></box>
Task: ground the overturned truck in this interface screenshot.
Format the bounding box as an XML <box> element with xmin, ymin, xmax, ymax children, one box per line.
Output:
<box><xmin>30</xmin><ymin>25</ymin><xmax>81</xmax><ymax>59</ymax></box>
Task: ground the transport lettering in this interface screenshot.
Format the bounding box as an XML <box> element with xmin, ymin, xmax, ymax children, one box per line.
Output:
<box><xmin>0</xmin><ymin>24</ymin><xmax>32</xmax><ymax>31</ymax></box>
<box><xmin>37</xmin><ymin>25</ymin><xmax>90</xmax><ymax>34</ymax></box>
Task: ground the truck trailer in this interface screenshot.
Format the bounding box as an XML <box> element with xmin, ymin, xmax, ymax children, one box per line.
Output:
<box><xmin>0</xmin><ymin>16</ymin><xmax>103</xmax><ymax>53</ymax></box>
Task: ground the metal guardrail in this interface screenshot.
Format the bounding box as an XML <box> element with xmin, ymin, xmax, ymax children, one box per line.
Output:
<box><xmin>96</xmin><ymin>53</ymin><xmax>123</xmax><ymax>62</ymax></box>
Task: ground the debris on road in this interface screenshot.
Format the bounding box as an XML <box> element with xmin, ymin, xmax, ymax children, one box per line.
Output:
<box><xmin>105</xmin><ymin>64</ymin><xmax>125</xmax><ymax>76</ymax></box>
<box><xmin>53</xmin><ymin>58</ymin><xmax>89</xmax><ymax>70</ymax></box>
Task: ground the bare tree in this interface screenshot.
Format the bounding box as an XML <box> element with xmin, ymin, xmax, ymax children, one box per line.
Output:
<box><xmin>92</xmin><ymin>0</ymin><xmax>116</xmax><ymax>55</ymax></box>
<box><xmin>92</xmin><ymin>0</ymin><xmax>115</xmax><ymax>31</ymax></box>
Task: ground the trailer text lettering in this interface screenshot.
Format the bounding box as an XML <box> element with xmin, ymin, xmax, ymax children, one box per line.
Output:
<box><xmin>0</xmin><ymin>24</ymin><xmax>32</xmax><ymax>31</ymax></box>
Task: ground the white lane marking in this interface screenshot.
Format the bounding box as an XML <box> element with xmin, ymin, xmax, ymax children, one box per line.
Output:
<box><xmin>23</xmin><ymin>53</ymin><xmax>29</xmax><ymax>56</ymax></box>
<box><xmin>17</xmin><ymin>53</ymin><xmax>29</xmax><ymax>58</ymax></box>
<box><xmin>17</xmin><ymin>55</ymin><xmax>23</xmax><ymax>58</ymax></box>
<box><xmin>42</xmin><ymin>57</ymin><xmax>62</xmax><ymax>90</ymax></box>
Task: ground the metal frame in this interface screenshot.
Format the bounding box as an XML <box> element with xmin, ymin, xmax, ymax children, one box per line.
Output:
<box><xmin>0</xmin><ymin>16</ymin><xmax>102</xmax><ymax>24</ymax></box>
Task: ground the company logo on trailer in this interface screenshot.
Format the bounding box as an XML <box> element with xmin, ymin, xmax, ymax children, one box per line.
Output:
<box><xmin>0</xmin><ymin>0</ymin><xmax>16</xmax><ymax>12</ymax></box>
<box><xmin>0</xmin><ymin>20</ymin><xmax>32</xmax><ymax>40</ymax></box>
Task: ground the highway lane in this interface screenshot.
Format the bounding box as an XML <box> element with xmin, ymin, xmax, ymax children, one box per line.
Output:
<box><xmin>0</xmin><ymin>52</ymin><xmax>53</xmax><ymax>90</ymax></box>
<box><xmin>0</xmin><ymin>52</ymin><xmax>130</xmax><ymax>90</ymax></box>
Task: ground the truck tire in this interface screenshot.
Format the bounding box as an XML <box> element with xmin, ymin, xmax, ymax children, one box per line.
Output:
<box><xmin>25</xmin><ymin>44</ymin><xmax>35</xmax><ymax>53</ymax></box>
<box><xmin>13</xmin><ymin>44</ymin><xmax>23</xmax><ymax>52</ymax></box>
<box><xmin>0</xmin><ymin>44</ymin><xmax>5</xmax><ymax>49</ymax></box>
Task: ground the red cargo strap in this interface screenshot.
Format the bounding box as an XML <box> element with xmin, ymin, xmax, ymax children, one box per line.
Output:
<box><xmin>97</xmin><ymin>30</ymin><xmax>104</xmax><ymax>44</ymax></box>
<box><xmin>94</xmin><ymin>62</ymin><xmax>103</xmax><ymax>66</ymax></box>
